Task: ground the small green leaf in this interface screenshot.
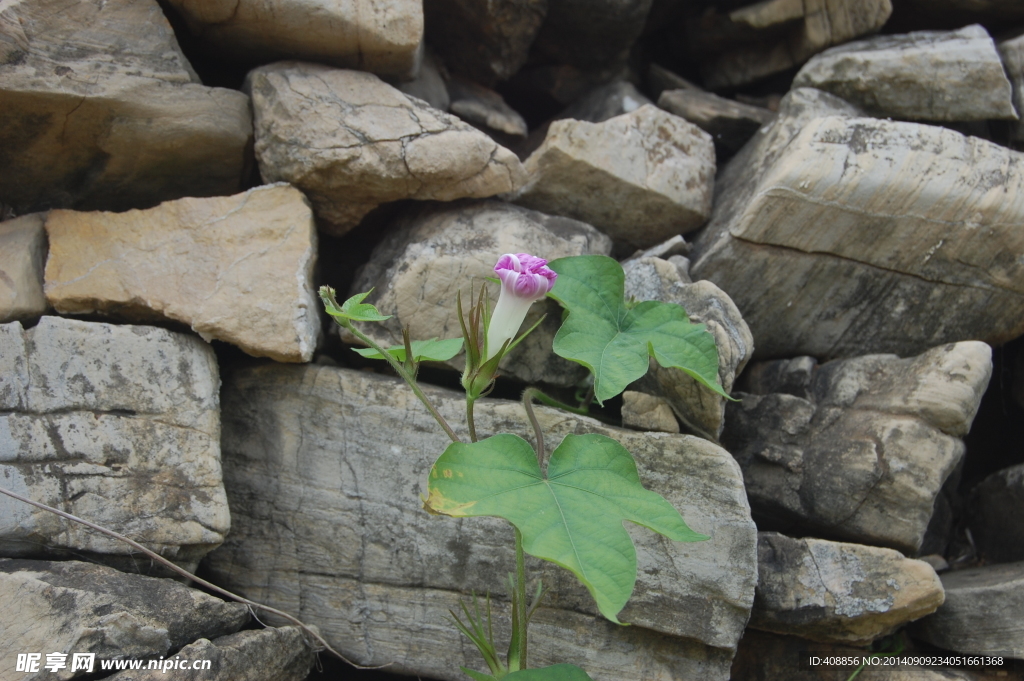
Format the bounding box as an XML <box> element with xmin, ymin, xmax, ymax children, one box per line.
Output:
<box><xmin>353</xmin><ymin>337</ymin><xmax>464</xmax><ymax>362</ymax></box>
<box><xmin>424</xmin><ymin>433</ymin><xmax>708</xmax><ymax>623</ymax></box>
<box><xmin>546</xmin><ymin>255</ymin><xmax>730</xmax><ymax>405</ymax></box>
<box><xmin>461</xmin><ymin>668</ymin><xmax>498</xmax><ymax>681</ymax></box>
<box><xmin>319</xmin><ymin>287</ymin><xmax>391</xmax><ymax>323</ymax></box>
<box><xmin>505</xmin><ymin>665</ymin><xmax>594</xmax><ymax>680</ymax></box>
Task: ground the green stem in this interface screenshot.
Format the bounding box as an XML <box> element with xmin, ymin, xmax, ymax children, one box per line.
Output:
<box><xmin>514</xmin><ymin>527</ymin><xmax>528</xmax><ymax>671</ymax></box>
<box><xmin>521</xmin><ymin>388</ymin><xmax>546</xmax><ymax>469</ymax></box>
<box><xmin>345</xmin><ymin>321</ymin><xmax>461</xmax><ymax>444</ymax></box>
<box><xmin>525</xmin><ymin>387</ymin><xmax>590</xmax><ymax>416</ymax></box>
<box><xmin>467</xmin><ymin>397</ymin><xmax>478</xmax><ymax>443</ymax></box>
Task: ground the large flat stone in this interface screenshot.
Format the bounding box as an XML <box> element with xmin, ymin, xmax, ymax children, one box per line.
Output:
<box><xmin>0</xmin><ymin>0</ymin><xmax>252</xmax><ymax>215</ymax></box>
<box><xmin>691</xmin><ymin>88</ymin><xmax>1024</xmax><ymax>360</ymax></box>
<box><xmin>247</xmin><ymin>62</ymin><xmax>526</xmax><ymax>236</ymax></box>
<box><xmin>722</xmin><ymin>342</ymin><xmax>991</xmax><ymax>553</ymax></box>
<box><xmin>0</xmin><ymin>318</ymin><xmax>228</xmax><ymax>568</ymax></box>
<box><xmin>164</xmin><ymin>0</ymin><xmax>422</xmax><ymax>79</ymax></box>
<box><xmin>43</xmin><ymin>184</ymin><xmax>319</xmax><ymax>363</ymax></box>
<box><xmin>0</xmin><ymin>214</ymin><xmax>47</xmax><ymax>323</ymax></box>
<box><xmin>205</xmin><ymin>363</ymin><xmax>758</xmax><ymax>680</ymax></box>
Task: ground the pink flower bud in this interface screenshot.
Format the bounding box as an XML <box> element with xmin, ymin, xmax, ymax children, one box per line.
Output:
<box><xmin>486</xmin><ymin>253</ymin><xmax>557</xmax><ymax>361</ymax></box>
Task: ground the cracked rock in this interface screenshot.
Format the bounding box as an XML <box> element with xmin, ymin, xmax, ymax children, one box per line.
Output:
<box><xmin>0</xmin><ymin>558</ymin><xmax>249</xmax><ymax>681</ymax></box>
<box><xmin>515</xmin><ymin>105</ymin><xmax>715</xmax><ymax>252</ymax></box>
<box><xmin>43</xmin><ymin>184</ymin><xmax>320</xmax><ymax>363</ymax></box>
<box><xmin>722</xmin><ymin>342</ymin><xmax>992</xmax><ymax>554</ymax></box>
<box><xmin>205</xmin><ymin>363</ymin><xmax>758</xmax><ymax>680</ymax></box>
<box><xmin>0</xmin><ymin>318</ymin><xmax>228</xmax><ymax>568</ymax></box>
<box><xmin>0</xmin><ymin>0</ymin><xmax>252</xmax><ymax>215</ymax></box>
<box><xmin>247</xmin><ymin>62</ymin><xmax>527</xmax><ymax>236</ymax></box>
<box><xmin>0</xmin><ymin>214</ymin><xmax>47</xmax><ymax>324</ymax></box>
<box><xmin>164</xmin><ymin>0</ymin><xmax>423</xmax><ymax>79</ymax></box>
<box><xmin>752</xmin><ymin>532</ymin><xmax>944</xmax><ymax>644</ymax></box>
<box><xmin>691</xmin><ymin>87</ymin><xmax>1024</xmax><ymax>360</ymax></box>
<box><xmin>347</xmin><ymin>200</ymin><xmax>611</xmax><ymax>387</ymax></box>
<box><xmin>793</xmin><ymin>25</ymin><xmax>1017</xmax><ymax>122</ymax></box>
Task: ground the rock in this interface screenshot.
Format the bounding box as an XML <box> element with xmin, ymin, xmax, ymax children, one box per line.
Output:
<box><xmin>347</xmin><ymin>200</ymin><xmax>611</xmax><ymax>386</ymax></box>
<box><xmin>423</xmin><ymin>0</ymin><xmax>547</xmax><ymax>85</ymax></box>
<box><xmin>397</xmin><ymin>49</ymin><xmax>450</xmax><ymax>112</ymax></box>
<box><xmin>623</xmin><ymin>257</ymin><xmax>754</xmax><ymax>441</ymax></box>
<box><xmin>515</xmin><ymin>105</ymin><xmax>715</xmax><ymax>252</ymax></box>
<box><xmin>689</xmin><ymin>0</ymin><xmax>893</xmax><ymax>89</ymax></box>
<box><xmin>447</xmin><ymin>76</ymin><xmax>529</xmax><ymax>137</ymax></box>
<box><xmin>247</xmin><ymin>62</ymin><xmax>526</xmax><ymax>236</ymax></box>
<box><xmin>0</xmin><ymin>318</ymin><xmax>228</xmax><ymax>568</ymax></box>
<box><xmin>967</xmin><ymin>464</ymin><xmax>1024</xmax><ymax>564</ymax></box>
<box><xmin>752</xmin><ymin>533</ymin><xmax>944</xmax><ymax>644</ymax></box>
<box><xmin>106</xmin><ymin>627</ymin><xmax>314</xmax><ymax>681</ymax></box>
<box><xmin>793</xmin><ymin>25</ymin><xmax>1017</xmax><ymax>122</ymax></box>
<box><xmin>658</xmin><ymin>88</ymin><xmax>775</xmax><ymax>155</ymax></box>
<box><xmin>0</xmin><ymin>558</ymin><xmax>249</xmax><ymax>679</ymax></box>
<box><xmin>43</xmin><ymin>184</ymin><xmax>319</xmax><ymax>363</ymax></box>
<box><xmin>998</xmin><ymin>34</ymin><xmax>1024</xmax><ymax>144</ymax></box>
<box><xmin>205</xmin><ymin>363</ymin><xmax>758</xmax><ymax>679</ymax></box>
<box><xmin>646</xmin><ymin>63</ymin><xmax>701</xmax><ymax>100</ymax></box>
<box><xmin>0</xmin><ymin>0</ymin><xmax>252</xmax><ymax>215</ymax></box>
<box><xmin>690</xmin><ymin>88</ymin><xmax>1024</xmax><ymax>360</ymax></box>
<box><xmin>0</xmin><ymin>214</ymin><xmax>47</xmax><ymax>323</ymax></box>
<box><xmin>723</xmin><ymin>342</ymin><xmax>992</xmax><ymax>554</ymax></box>
<box><xmin>163</xmin><ymin>0</ymin><xmax>422</xmax><ymax>79</ymax></box>
<box><xmin>530</xmin><ymin>0</ymin><xmax>653</xmax><ymax>71</ymax></box>
<box><xmin>911</xmin><ymin>562</ymin><xmax>1024</xmax><ymax>658</ymax></box>
<box><xmin>621</xmin><ymin>391</ymin><xmax>680</xmax><ymax>433</ymax></box>
<box><xmin>558</xmin><ymin>81</ymin><xmax>654</xmax><ymax>123</ymax></box>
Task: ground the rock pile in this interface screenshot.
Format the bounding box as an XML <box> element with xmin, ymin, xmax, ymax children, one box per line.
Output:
<box><xmin>2</xmin><ymin>0</ymin><xmax>1024</xmax><ymax>680</ymax></box>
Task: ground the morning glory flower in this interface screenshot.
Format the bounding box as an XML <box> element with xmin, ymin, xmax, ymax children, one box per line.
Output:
<box><xmin>485</xmin><ymin>253</ymin><xmax>557</xmax><ymax>361</ymax></box>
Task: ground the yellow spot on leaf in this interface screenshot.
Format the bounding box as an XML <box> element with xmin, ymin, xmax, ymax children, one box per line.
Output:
<box><xmin>423</xmin><ymin>486</ymin><xmax>477</xmax><ymax>517</ymax></box>
<box><xmin>443</xmin><ymin>469</ymin><xmax>453</xmax><ymax>478</ymax></box>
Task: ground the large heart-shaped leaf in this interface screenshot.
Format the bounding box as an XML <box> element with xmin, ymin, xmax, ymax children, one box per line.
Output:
<box><xmin>425</xmin><ymin>433</ymin><xmax>709</xmax><ymax>623</ymax></box>
<box><xmin>546</xmin><ymin>255</ymin><xmax>729</xmax><ymax>405</ymax></box>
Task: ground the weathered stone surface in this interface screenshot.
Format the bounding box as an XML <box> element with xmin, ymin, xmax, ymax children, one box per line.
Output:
<box><xmin>967</xmin><ymin>464</ymin><xmax>1024</xmax><ymax>564</ymax></box>
<box><xmin>43</xmin><ymin>184</ymin><xmax>319</xmax><ymax>363</ymax></box>
<box><xmin>206</xmin><ymin>363</ymin><xmax>758</xmax><ymax>679</ymax></box>
<box><xmin>0</xmin><ymin>214</ymin><xmax>47</xmax><ymax>323</ymax></box>
<box><xmin>911</xmin><ymin>562</ymin><xmax>1024</xmax><ymax>658</ymax></box>
<box><xmin>0</xmin><ymin>318</ymin><xmax>228</xmax><ymax>567</ymax></box>
<box><xmin>424</xmin><ymin>0</ymin><xmax>547</xmax><ymax>85</ymax></box>
<box><xmin>690</xmin><ymin>88</ymin><xmax>1024</xmax><ymax>360</ymax></box>
<box><xmin>0</xmin><ymin>558</ymin><xmax>249</xmax><ymax>680</ymax></box>
<box><xmin>723</xmin><ymin>342</ymin><xmax>992</xmax><ymax>553</ymax></box>
<box><xmin>107</xmin><ymin>627</ymin><xmax>314</xmax><ymax>681</ymax></box>
<box><xmin>516</xmin><ymin>105</ymin><xmax>715</xmax><ymax>252</ymax></box>
<box><xmin>530</xmin><ymin>0</ymin><xmax>653</xmax><ymax>71</ymax></box>
<box><xmin>447</xmin><ymin>76</ymin><xmax>529</xmax><ymax>137</ymax></box>
<box><xmin>998</xmin><ymin>34</ymin><xmax>1024</xmax><ymax>144</ymax></box>
<box><xmin>164</xmin><ymin>0</ymin><xmax>422</xmax><ymax>79</ymax></box>
<box><xmin>0</xmin><ymin>0</ymin><xmax>252</xmax><ymax>215</ymax></box>
<box><xmin>621</xmin><ymin>391</ymin><xmax>680</xmax><ymax>433</ymax></box>
<box><xmin>658</xmin><ymin>88</ymin><xmax>774</xmax><ymax>155</ymax></box>
<box><xmin>752</xmin><ymin>533</ymin><xmax>944</xmax><ymax>644</ymax></box>
<box><xmin>793</xmin><ymin>25</ymin><xmax>1017</xmax><ymax>122</ymax></box>
<box><xmin>689</xmin><ymin>0</ymin><xmax>893</xmax><ymax>89</ymax></box>
<box><xmin>348</xmin><ymin>200</ymin><xmax>611</xmax><ymax>386</ymax></box>
<box><xmin>623</xmin><ymin>256</ymin><xmax>754</xmax><ymax>442</ymax></box>
<box><xmin>247</xmin><ymin>62</ymin><xmax>526</xmax><ymax>236</ymax></box>
<box><xmin>397</xmin><ymin>49</ymin><xmax>450</xmax><ymax>112</ymax></box>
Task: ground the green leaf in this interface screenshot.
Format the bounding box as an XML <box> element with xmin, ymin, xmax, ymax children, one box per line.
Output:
<box><xmin>353</xmin><ymin>337</ymin><xmax>464</xmax><ymax>362</ymax></box>
<box><xmin>425</xmin><ymin>433</ymin><xmax>709</xmax><ymax>623</ymax></box>
<box><xmin>546</xmin><ymin>255</ymin><xmax>730</xmax><ymax>405</ymax></box>
<box><xmin>319</xmin><ymin>287</ymin><xmax>391</xmax><ymax>323</ymax></box>
<box><xmin>461</xmin><ymin>668</ymin><xmax>498</xmax><ymax>681</ymax></box>
<box><xmin>505</xmin><ymin>665</ymin><xmax>594</xmax><ymax>680</ymax></box>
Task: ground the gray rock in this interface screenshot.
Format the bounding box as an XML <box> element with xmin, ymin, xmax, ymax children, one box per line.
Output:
<box><xmin>621</xmin><ymin>391</ymin><xmax>680</xmax><ymax>433</ymax></box>
<box><xmin>516</xmin><ymin>105</ymin><xmax>715</xmax><ymax>252</ymax></box>
<box><xmin>623</xmin><ymin>257</ymin><xmax>754</xmax><ymax>442</ymax></box>
<box><xmin>530</xmin><ymin>0</ymin><xmax>653</xmax><ymax>71</ymax></box>
<box><xmin>752</xmin><ymin>533</ymin><xmax>944</xmax><ymax>644</ymax></box>
<box><xmin>722</xmin><ymin>342</ymin><xmax>992</xmax><ymax>554</ymax></box>
<box><xmin>347</xmin><ymin>200</ymin><xmax>611</xmax><ymax>387</ymax></box>
<box><xmin>106</xmin><ymin>627</ymin><xmax>314</xmax><ymax>681</ymax></box>
<box><xmin>911</xmin><ymin>562</ymin><xmax>1024</xmax><ymax>658</ymax></box>
<box><xmin>559</xmin><ymin>81</ymin><xmax>654</xmax><ymax>123</ymax></box>
<box><xmin>247</xmin><ymin>62</ymin><xmax>526</xmax><ymax>236</ymax></box>
<box><xmin>658</xmin><ymin>88</ymin><xmax>775</xmax><ymax>155</ymax></box>
<box><xmin>967</xmin><ymin>464</ymin><xmax>1024</xmax><ymax>564</ymax></box>
<box><xmin>423</xmin><ymin>0</ymin><xmax>547</xmax><ymax>85</ymax></box>
<box><xmin>0</xmin><ymin>214</ymin><xmax>47</xmax><ymax>323</ymax></box>
<box><xmin>0</xmin><ymin>558</ymin><xmax>249</xmax><ymax>681</ymax></box>
<box><xmin>793</xmin><ymin>25</ymin><xmax>1017</xmax><ymax>122</ymax></box>
<box><xmin>646</xmin><ymin>63</ymin><xmax>701</xmax><ymax>101</ymax></box>
<box><xmin>691</xmin><ymin>87</ymin><xmax>1024</xmax><ymax>360</ymax></box>
<box><xmin>447</xmin><ymin>76</ymin><xmax>529</xmax><ymax>137</ymax></box>
<box><xmin>998</xmin><ymin>33</ymin><xmax>1024</xmax><ymax>144</ymax></box>
<box><xmin>397</xmin><ymin>48</ymin><xmax>450</xmax><ymax>112</ymax></box>
<box><xmin>206</xmin><ymin>363</ymin><xmax>758</xmax><ymax>680</ymax></box>
<box><xmin>0</xmin><ymin>318</ymin><xmax>228</xmax><ymax>569</ymax></box>
<box><xmin>0</xmin><ymin>0</ymin><xmax>252</xmax><ymax>215</ymax></box>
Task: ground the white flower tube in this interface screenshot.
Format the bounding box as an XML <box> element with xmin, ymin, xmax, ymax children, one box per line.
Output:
<box><xmin>485</xmin><ymin>253</ymin><xmax>558</xmax><ymax>361</ymax></box>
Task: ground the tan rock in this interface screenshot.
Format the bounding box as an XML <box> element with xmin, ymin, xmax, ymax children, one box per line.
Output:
<box><xmin>515</xmin><ymin>105</ymin><xmax>715</xmax><ymax>251</ymax></box>
<box><xmin>44</xmin><ymin>184</ymin><xmax>319</xmax><ymax>363</ymax></box>
<box><xmin>621</xmin><ymin>391</ymin><xmax>680</xmax><ymax>433</ymax></box>
<box><xmin>164</xmin><ymin>0</ymin><xmax>422</xmax><ymax>79</ymax></box>
<box><xmin>0</xmin><ymin>214</ymin><xmax>47</xmax><ymax>323</ymax></box>
<box><xmin>247</xmin><ymin>62</ymin><xmax>526</xmax><ymax>235</ymax></box>
<box><xmin>447</xmin><ymin>76</ymin><xmax>528</xmax><ymax>137</ymax></box>
<box><xmin>0</xmin><ymin>0</ymin><xmax>252</xmax><ymax>215</ymax></box>
<box><xmin>658</xmin><ymin>88</ymin><xmax>775</xmax><ymax>154</ymax></box>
